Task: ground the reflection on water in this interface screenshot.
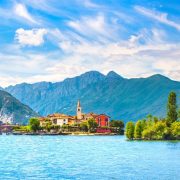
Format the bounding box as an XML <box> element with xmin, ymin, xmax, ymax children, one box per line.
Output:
<box><xmin>0</xmin><ymin>135</ymin><xmax>179</xmax><ymax>180</ymax></box>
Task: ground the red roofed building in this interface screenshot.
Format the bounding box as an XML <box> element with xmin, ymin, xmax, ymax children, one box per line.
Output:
<box><xmin>95</xmin><ymin>114</ymin><xmax>110</xmax><ymax>127</ymax></box>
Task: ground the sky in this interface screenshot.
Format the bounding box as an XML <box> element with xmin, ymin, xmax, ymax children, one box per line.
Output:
<box><xmin>0</xmin><ymin>0</ymin><xmax>180</xmax><ymax>87</ymax></box>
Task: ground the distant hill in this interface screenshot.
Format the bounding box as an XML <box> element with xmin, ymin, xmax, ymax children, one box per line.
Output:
<box><xmin>5</xmin><ymin>71</ymin><xmax>180</xmax><ymax>122</ymax></box>
<box><xmin>0</xmin><ymin>90</ymin><xmax>39</xmax><ymax>124</ymax></box>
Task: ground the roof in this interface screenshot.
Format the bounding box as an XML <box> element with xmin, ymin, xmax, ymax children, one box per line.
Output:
<box><xmin>85</xmin><ymin>112</ymin><xmax>98</xmax><ymax>118</ymax></box>
<box><xmin>47</xmin><ymin>113</ymin><xmax>74</xmax><ymax>119</ymax></box>
<box><xmin>95</xmin><ymin>114</ymin><xmax>110</xmax><ymax>118</ymax></box>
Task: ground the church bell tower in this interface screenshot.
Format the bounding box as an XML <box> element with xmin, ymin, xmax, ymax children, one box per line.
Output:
<box><xmin>77</xmin><ymin>100</ymin><xmax>82</xmax><ymax>120</ymax></box>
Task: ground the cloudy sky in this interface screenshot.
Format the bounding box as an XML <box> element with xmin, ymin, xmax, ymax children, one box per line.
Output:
<box><xmin>0</xmin><ymin>0</ymin><xmax>180</xmax><ymax>87</ymax></box>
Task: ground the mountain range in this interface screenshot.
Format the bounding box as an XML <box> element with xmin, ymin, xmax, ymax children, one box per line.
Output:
<box><xmin>0</xmin><ymin>90</ymin><xmax>38</xmax><ymax>124</ymax></box>
<box><xmin>3</xmin><ymin>71</ymin><xmax>180</xmax><ymax>123</ymax></box>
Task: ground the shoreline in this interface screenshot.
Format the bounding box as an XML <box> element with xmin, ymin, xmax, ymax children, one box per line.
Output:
<box><xmin>5</xmin><ymin>132</ymin><xmax>119</xmax><ymax>136</ymax></box>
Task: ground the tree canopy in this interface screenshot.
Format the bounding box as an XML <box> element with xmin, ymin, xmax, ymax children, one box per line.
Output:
<box><xmin>29</xmin><ymin>118</ymin><xmax>40</xmax><ymax>132</ymax></box>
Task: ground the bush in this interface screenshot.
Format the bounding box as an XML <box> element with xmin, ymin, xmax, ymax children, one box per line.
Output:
<box><xmin>171</xmin><ymin>121</ymin><xmax>180</xmax><ymax>140</ymax></box>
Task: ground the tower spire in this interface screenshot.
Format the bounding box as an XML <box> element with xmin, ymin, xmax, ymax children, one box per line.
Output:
<box><xmin>77</xmin><ymin>99</ymin><xmax>81</xmax><ymax>108</ymax></box>
<box><xmin>77</xmin><ymin>99</ymin><xmax>82</xmax><ymax>120</ymax></box>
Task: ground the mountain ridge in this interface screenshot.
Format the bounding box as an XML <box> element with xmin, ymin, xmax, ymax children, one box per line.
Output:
<box><xmin>3</xmin><ymin>71</ymin><xmax>180</xmax><ymax>122</ymax></box>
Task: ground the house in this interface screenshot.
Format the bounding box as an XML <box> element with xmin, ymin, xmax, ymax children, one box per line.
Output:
<box><xmin>95</xmin><ymin>114</ymin><xmax>110</xmax><ymax>127</ymax></box>
<box><xmin>84</xmin><ymin>112</ymin><xmax>98</xmax><ymax>121</ymax></box>
<box><xmin>47</xmin><ymin>113</ymin><xmax>76</xmax><ymax>126</ymax></box>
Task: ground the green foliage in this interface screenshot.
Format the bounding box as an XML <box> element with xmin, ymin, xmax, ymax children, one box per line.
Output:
<box><xmin>142</xmin><ymin>127</ymin><xmax>154</xmax><ymax>140</ymax></box>
<box><xmin>13</xmin><ymin>125</ymin><xmax>30</xmax><ymax>132</ymax></box>
<box><xmin>29</xmin><ymin>118</ymin><xmax>40</xmax><ymax>132</ymax></box>
<box><xmin>178</xmin><ymin>109</ymin><xmax>180</xmax><ymax>120</ymax></box>
<box><xmin>62</xmin><ymin>124</ymin><xmax>69</xmax><ymax>129</ymax></box>
<box><xmin>134</xmin><ymin>120</ymin><xmax>142</xmax><ymax>139</ymax></box>
<box><xmin>51</xmin><ymin>125</ymin><xmax>60</xmax><ymax>130</ymax></box>
<box><xmin>110</xmin><ymin>120</ymin><xmax>124</xmax><ymax>134</ymax></box>
<box><xmin>171</xmin><ymin>121</ymin><xmax>180</xmax><ymax>139</ymax></box>
<box><xmin>110</xmin><ymin>120</ymin><xmax>124</xmax><ymax>128</ymax></box>
<box><xmin>167</xmin><ymin>91</ymin><xmax>178</xmax><ymax>126</ymax></box>
<box><xmin>80</xmin><ymin>121</ymin><xmax>88</xmax><ymax>132</ymax></box>
<box><xmin>152</xmin><ymin>121</ymin><xmax>169</xmax><ymax>140</ymax></box>
<box><xmin>43</xmin><ymin>119</ymin><xmax>52</xmax><ymax>132</ymax></box>
<box><xmin>87</xmin><ymin>118</ymin><xmax>98</xmax><ymax>132</ymax></box>
<box><xmin>125</xmin><ymin>121</ymin><xmax>135</xmax><ymax>139</ymax></box>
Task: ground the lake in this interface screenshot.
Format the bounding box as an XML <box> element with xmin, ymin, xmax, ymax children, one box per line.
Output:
<box><xmin>0</xmin><ymin>135</ymin><xmax>179</xmax><ymax>180</ymax></box>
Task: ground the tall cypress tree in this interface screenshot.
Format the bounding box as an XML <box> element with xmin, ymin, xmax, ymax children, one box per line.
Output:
<box><xmin>134</xmin><ymin>120</ymin><xmax>142</xmax><ymax>139</ymax></box>
<box><xmin>167</xmin><ymin>92</ymin><xmax>177</xmax><ymax>126</ymax></box>
<box><xmin>125</xmin><ymin>121</ymin><xmax>135</xmax><ymax>139</ymax></box>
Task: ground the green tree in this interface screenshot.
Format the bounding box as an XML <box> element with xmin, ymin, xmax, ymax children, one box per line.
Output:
<box><xmin>171</xmin><ymin>121</ymin><xmax>180</xmax><ymax>140</ymax></box>
<box><xmin>167</xmin><ymin>92</ymin><xmax>178</xmax><ymax>126</ymax></box>
<box><xmin>134</xmin><ymin>120</ymin><xmax>142</xmax><ymax>139</ymax></box>
<box><xmin>87</xmin><ymin>119</ymin><xmax>98</xmax><ymax>132</ymax></box>
<box><xmin>110</xmin><ymin>120</ymin><xmax>124</xmax><ymax>134</ymax></box>
<box><xmin>29</xmin><ymin>118</ymin><xmax>40</xmax><ymax>132</ymax></box>
<box><xmin>152</xmin><ymin>121</ymin><xmax>169</xmax><ymax>140</ymax></box>
<box><xmin>178</xmin><ymin>109</ymin><xmax>180</xmax><ymax>120</ymax></box>
<box><xmin>125</xmin><ymin>121</ymin><xmax>135</xmax><ymax>139</ymax></box>
<box><xmin>146</xmin><ymin>114</ymin><xmax>153</xmax><ymax>127</ymax></box>
<box><xmin>153</xmin><ymin>116</ymin><xmax>159</xmax><ymax>123</ymax></box>
<box><xmin>43</xmin><ymin>119</ymin><xmax>52</xmax><ymax>132</ymax></box>
<box><xmin>80</xmin><ymin>121</ymin><xmax>88</xmax><ymax>132</ymax></box>
<box><xmin>142</xmin><ymin>127</ymin><xmax>154</xmax><ymax>140</ymax></box>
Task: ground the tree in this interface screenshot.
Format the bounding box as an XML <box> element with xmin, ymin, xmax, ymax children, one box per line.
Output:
<box><xmin>142</xmin><ymin>127</ymin><xmax>154</xmax><ymax>140</ymax></box>
<box><xmin>29</xmin><ymin>118</ymin><xmax>40</xmax><ymax>132</ymax></box>
<box><xmin>178</xmin><ymin>109</ymin><xmax>180</xmax><ymax>120</ymax></box>
<box><xmin>146</xmin><ymin>114</ymin><xmax>153</xmax><ymax>127</ymax></box>
<box><xmin>110</xmin><ymin>120</ymin><xmax>124</xmax><ymax>134</ymax></box>
<box><xmin>167</xmin><ymin>92</ymin><xmax>178</xmax><ymax>126</ymax></box>
<box><xmin>80</xmin><ymin>121</ymin><xmax>88</xmax><ymax>132</ymax></box>
<box><xmin>87</xmin><ymin>119</ymin><xmax>98</xmax><ymax>132</ymax></box>
<box><xmin>152</xmin><ymin>121</ymin><xmax>169</xmax><ymax>140</ymax></box>
<box><xmin>110</xmin><ymin>120</ymin><xmax>124</xmax><ymax>128</ymax></box>
<box><xmin>134</xmin><ymin>120</ymin><xmax>142</xmax><ymax>139</ymax></box>
<box><xmin>43</xmin><ymin>119</ymin><xmax>52</xmax><ymax>132</ymax></box>
<box><xmin>125</xmin><ymin>121</ymin><xmax>135</xmax><ymax>139</ymax></box>
<box><xmin>171</xmin><ymin>121</ymin><xmax>180</xmax><ymax>140</ymax></box>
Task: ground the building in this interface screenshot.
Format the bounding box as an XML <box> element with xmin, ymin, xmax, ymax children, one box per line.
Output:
<box><xmin>77</xmin><ymin>100</ymin><xmax>110</xmax><ymax>127</ymax></box>
<box><xmin>48</xmin><ymin>113</ymin><xmax>76</xmax><ymax>126</ymax></box>
<box><xmin>95</xmin><ymin>114</ymin><xmax>110</xmax><ymax>127</ymax></box>
<box><xmin>39</xmin><ymin>100</ymin><xmax>110</xmax><ymax>127</ymax></box>
<box><xmin>77</xmin><ymin>100</ymin><xmax>82</xmax><ymax>120</ymax></box>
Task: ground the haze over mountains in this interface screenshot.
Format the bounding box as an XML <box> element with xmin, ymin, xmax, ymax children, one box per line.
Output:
<box><xmin>3</xmin><ymin>71</ymin><xmax>180</xmax><ymax>123</ymax></box>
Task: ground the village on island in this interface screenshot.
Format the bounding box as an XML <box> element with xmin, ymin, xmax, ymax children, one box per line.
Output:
<box><xmin>39</xmin><ymin>100</ymin><xmax>110</xmax><ymax>130</ymax></box>
<box><xmin>0</xmin><ymin>92</ymin><xmax>179</xmax><ymax>139</ymax></box>
<box><xmin>0</xmin><ymin>100</ymin><xmax>124</xmax><ymax>135</ymax></box>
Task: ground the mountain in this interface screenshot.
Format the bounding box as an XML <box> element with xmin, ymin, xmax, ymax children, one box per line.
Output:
<box><xmin>0</xmin><ymin>90</ymin><xmax>39</xmax><ymax>124</ymax></box>
<box><xmin>5</xmin><ymin>71</ymin><xmax>180</xmax><ymax>122</ymax></box>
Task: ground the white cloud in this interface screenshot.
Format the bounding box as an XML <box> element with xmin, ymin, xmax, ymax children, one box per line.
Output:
<box><xmin>135</xmin><ymin>6</ymin><xmax>180</xmax><ymax>31</ymax></box>
<box><xmin>82</xmin><ymin>0</ymin><xmax>101</xmax><ymax>8</ymax></box>
<box><xmin>15</xmin><ymin>28</ymin><xmax>47</xmax><ymax>46</ymax></box>
<box><xmin>67</xmin><ymin>14</ymin><xmax>117</xmax><ymax>42</ymax></box>
<box><xmin>14</xmin><ymin>3</ymin><xmax>37</xmax><ymax>24</ymax></box>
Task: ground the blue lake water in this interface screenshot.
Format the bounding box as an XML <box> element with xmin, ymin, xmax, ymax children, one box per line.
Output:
<box><xmin>0</xmin><ymin>135</ymin><xmax>179</xmax><ymax>180</ymax></box>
